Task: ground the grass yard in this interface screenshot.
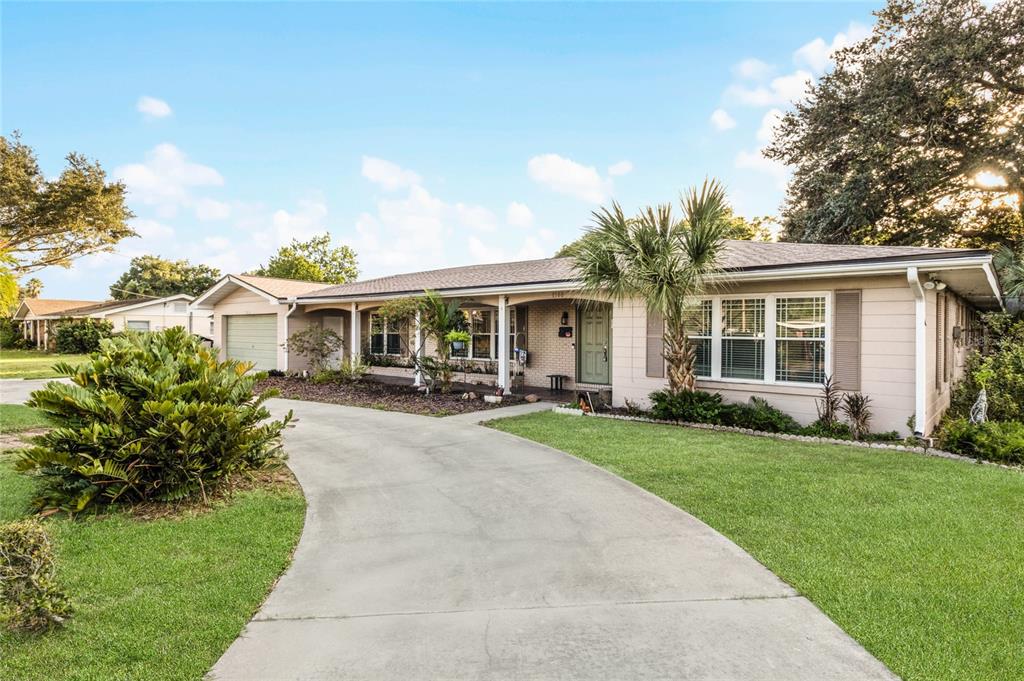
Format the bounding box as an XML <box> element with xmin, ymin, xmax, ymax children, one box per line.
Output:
<box><xmin>0</xmin><ymin>455</ymin><xmax>306</xmax><ymax>681</ymax></box>
<box><xmin>0</xmin><ymin>349</ymin><xmax>88</xmax><ymax>379</ymax></box>
<box><xmin>489</xmin><ymin>412</ymin><xmax>1024</xmax><ymax>681</ymax></box>
<box><xmin>0</xmin><ymin>404</ymin><xmax>52</xmax><ymax>433</ymax></box>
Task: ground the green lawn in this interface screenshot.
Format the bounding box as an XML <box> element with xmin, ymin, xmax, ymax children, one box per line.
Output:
<box><xmin>0</xmin><ymin>456</ymin><xmax>305</xmax><ymax>681</ymax></box>
<box><xmin>489</xmin><ymin>412</ymin><xmax>1024</xmax><ymax>681</ymax></box>
<box><xmin>0</xmin><ymin>404</ymin><xmax>52</xmax><ymax>433</ymax></box>
<box><xmin>0</xmin><ymin>349</ymin><xmax>88</xmax><ymax>379</ymax></box>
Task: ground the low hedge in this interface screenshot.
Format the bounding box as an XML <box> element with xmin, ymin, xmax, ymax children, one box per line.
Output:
<box><xmin>938</xmin><ymin>418</ymin><xmax>1024</xmax><ymax>465</ymax></box>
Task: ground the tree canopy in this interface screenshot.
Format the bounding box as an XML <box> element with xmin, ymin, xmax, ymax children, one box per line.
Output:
<box><xmin>1</xmin><ymin>133</ymin><xmax>134</xmax><ymax>274</ymax></box>
<box><xmin>765</xmin><ymin>0</ymin><xmax>1023</xmax><ymax>250</ymax></box>
<box><xmin>251</xmin><ymin>233</ymin><xmax>358</xmax><ymax>284</ymax></box>
<box><xmin>110</xmin><ymin>255</ymin><xmax>221</xmax><ymax>300</ymax></box>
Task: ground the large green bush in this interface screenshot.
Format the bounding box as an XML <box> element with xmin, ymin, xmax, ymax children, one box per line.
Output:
<box><xmin>0</xmin><ymin>519</ymin><xmax>72</xmax><ymax>632</ymax></box>
<box><xmin>938</xmin><ymin>417</ymin><xmax>1024</xmax><ymax>465</ymax></box>
<box><xmin>18</xmin><ymin>328</ymin><xmax>291</xmax><ymax>513</ymax></box>
<box><xmin>0</xmin><ymin>317</ymin><xmax>29</xmax><ymax>349</ymax></box>
<box><xmin>54</xmin><ymin>318</ymin><xmax>113</xmax><ymax>354</ymax></box>
<box><xmin>949</xmin><ymin>314</ymin><xmax>1024</xmax><ymax>422</ymax></box>
<box><xmin>649</xmin><ymin>389</ymin><xmax>801</xmax><ymax>434</ymax></box>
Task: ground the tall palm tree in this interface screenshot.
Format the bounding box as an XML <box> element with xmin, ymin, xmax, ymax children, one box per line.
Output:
<box><xmin>994</xmin><ymin>246</ymin><xmax>1024</xmax><ymax>300</ymax></box>
<box><xmin>573</xmin><ymin>178</ymin><xmax>731</xmax><ymax>394</ymax></box>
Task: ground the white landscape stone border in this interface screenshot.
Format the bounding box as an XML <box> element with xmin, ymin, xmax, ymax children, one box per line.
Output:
<box><xmin>550</xmin><ymin>406</ymin><xmax>1021</xmax><ymax>471</ymax></box>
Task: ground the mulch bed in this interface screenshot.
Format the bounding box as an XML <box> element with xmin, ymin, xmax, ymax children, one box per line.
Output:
<box><xmin>257</xmin><ymin>376</ymin><xmax>525</xmax><ymax>416</ymax></box>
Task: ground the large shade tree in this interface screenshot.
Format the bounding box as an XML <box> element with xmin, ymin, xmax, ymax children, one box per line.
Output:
<box><xmin>110</xmin><ymin>255</ymin><xmax>220</xmax><ymax>300</ymax></box>
<box><xmin>251</xmin><ymin>233</ymin><xmax>358</xmax><ymax>284</ymax></box>
<box><xmin>765</xmin><ymin>0</ymin><xmax>1024</xmax><ymax>250</ymax></box>
<box><xmin>573</xmin><ymin>179</ymin><xmax>732</xmax><ymax>394</ymax></box>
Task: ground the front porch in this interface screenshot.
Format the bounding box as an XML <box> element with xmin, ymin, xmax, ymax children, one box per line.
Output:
<box><xmin>304</xmin><ymin>294</ymin><xmax>614</xmax><ymax>398</ymax></box>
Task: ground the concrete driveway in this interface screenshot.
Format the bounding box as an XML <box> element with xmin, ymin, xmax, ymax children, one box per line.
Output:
<box><xmin>0</xmin><ymin>378</ymin><xmax>69</xmax><ymax>405</ymax></box>
<box><xmin>210</xmin><ymin>399</ymin><xmax>895</xmax><ymax>680</ymax></box>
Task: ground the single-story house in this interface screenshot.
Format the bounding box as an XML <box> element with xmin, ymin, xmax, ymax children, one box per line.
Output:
<box><xmin>13</xmin><ymin>293</ymin><xmax>212</xmax><ymax>349</ymax></box>
<box><xmin>191</xmin><ymin>241</ymin><xmax>1002</xmax><ymax>437</ymax></box>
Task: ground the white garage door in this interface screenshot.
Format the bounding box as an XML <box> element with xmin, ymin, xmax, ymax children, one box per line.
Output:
<box><xmin>225</xmin><ymin>314</ymin><xmax>278</xmax><ymax>371</ymax></box>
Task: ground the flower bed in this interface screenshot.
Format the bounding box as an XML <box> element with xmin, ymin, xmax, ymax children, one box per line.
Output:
<box><xmin>257</xmin><ymin>376</ymin><xmax>522</xmax><ymax>416</ymax></box>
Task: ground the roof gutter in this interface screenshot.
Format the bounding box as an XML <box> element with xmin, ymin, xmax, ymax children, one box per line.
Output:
<box><xmin>907</xmin><ymin>267</ymin><xmax>928</xmax><ymax>438</ymax></box>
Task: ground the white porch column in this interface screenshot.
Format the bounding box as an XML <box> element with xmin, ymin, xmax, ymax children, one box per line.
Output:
<box><xmin>350</xmin><ymin>303</ymin><xmax>361</xmax><ymax>363</ymax></box>
<box><xmin>497</xmin><ymin>295</ymin><xmax>510</xmax><ymax>394</ymax></box>
<box><xmin>42</xmin><ymin>321</ymin><xmax>48</xmax><ymax>350</ymax></box>
<box><xmin>413</xmin><ymin>309</ymin><xmax>423</xmax><ymax>386</ymax></box>
<box><xmin>36</xmin><ymin>320</ymin><xmax>43</xmax><ymax>349</ymax></box>
<box><xmin>908</xmin><ymin>267</ymin><xmax>928</xmax><ymax>437</ymax></box>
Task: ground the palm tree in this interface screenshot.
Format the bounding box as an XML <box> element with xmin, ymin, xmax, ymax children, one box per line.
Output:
<box><xmin>994</xmin><ymin>246</ymin><xmax>1024</xmax><ymax>300</ymax></box>
<box><xmin>573</xmin><ymin>178</ymin><xmax>731</xmax><ymax>394</ymax></box>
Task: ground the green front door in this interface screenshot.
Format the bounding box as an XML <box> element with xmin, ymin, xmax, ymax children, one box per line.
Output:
<box><xmin>578</xmin><ymin>304</ymin><xmax>611</xmax><ymax>384</ymax></box>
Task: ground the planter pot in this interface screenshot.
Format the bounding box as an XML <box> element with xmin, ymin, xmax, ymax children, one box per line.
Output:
<box><xmin>552</xmin><ymin>406</ymin><xmax>584</xmax><ymax>416</ymax></box>
<box><xmin>451</xmin><ymin>341</ymin><xmax>466</xmax><ymax>351</ymax></box>
<box><xmin>484</xmin><ymin>394</ymin><xmax>503</xmax><ymax>404</ymax></box>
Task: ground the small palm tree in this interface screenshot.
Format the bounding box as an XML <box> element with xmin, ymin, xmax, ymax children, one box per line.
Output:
<box><xmin>994</xmin><ymin>246</ymin><xmax>1024</xmax><ymax>300</ymax></box>
<box><xmin>573</xmin><ymin>179</ymin><xmax>731</xmax><ymax>394</ymax></box>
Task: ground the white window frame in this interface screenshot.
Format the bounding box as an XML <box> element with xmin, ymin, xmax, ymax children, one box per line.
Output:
<box><xmin>684</xmin><ymin>300</ymin><xmax>713</xmax><ymax>378</ymax></box>
<box><xmin>369</xmin><ymin>313</ymin><xmax>403</xmax><ymax>356</ymax></box>
<box><xmin>126</xmin><ymin>320</ymin><xmax>151</xmax><ymax>332</ymax></box>
<box><xmin>694</xmin><ymin>291</ymin><xmax>832</xmax><ymax>387</ymax></box>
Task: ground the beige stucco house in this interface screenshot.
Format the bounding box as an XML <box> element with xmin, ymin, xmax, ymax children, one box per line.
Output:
<box><xmin>191</xmin><ymin>241</ymin><xmax>1002</xmax><ymax>437</ymax></box>
<box><xmin>13</xmin><ymin>294</ymin><xmax>212</xmax><ymax>349</ymax></box>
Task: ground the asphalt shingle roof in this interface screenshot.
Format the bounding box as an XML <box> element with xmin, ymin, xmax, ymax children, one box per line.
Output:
<box><xmin>302</xmin><ymin>240</ymin><xmax>985</xmax><ymax>299</ymax></box>
<box><xmin>236</xmin><ymin>275</ymin><xmax>336</xmax><ymax>299</ymax></box>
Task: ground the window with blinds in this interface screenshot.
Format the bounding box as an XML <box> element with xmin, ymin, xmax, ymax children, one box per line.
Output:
<box><xmin>683</xmin><ymin>300</ymin><xmax>713</xmax><ymax>377</ymax></box>
<box><xmin>775</xmin><ymin>296</ymin><xmax>826</xmax><ymax>383</ymax></box>
<box><xmin>721</xmin><ymin>298</ymin><xmax>765</xmax><ymax>380</ymax></box>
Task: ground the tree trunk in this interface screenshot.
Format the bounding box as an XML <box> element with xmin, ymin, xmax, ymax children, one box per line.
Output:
<box><xmin>663</xmin><ymin>318</ymin><xmax>696</xmax><ymax>394</ymax></box>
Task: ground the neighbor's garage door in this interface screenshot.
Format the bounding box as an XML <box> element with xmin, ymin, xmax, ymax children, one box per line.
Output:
<box><xmin>225</xmin><ymin>314</ymin><xmax>277</xmax><ymax>371</ymax></box>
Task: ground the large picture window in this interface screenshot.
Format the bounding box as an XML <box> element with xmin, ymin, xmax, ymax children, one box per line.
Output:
<box><xmin>683</xmin><ymin>300</ymin><xmax>713</xmax><ymax>377</ymax></box>
<box><xmin>721</xmin><ymin>298</ymin><xmax>765</xmax><ymax>380</ymax></box>
<box><xmin>370</xmin><ymin>315</ymin><xmax>402</xmax><ymax>355</ymax></box>
<box><xmin>775</xmin><ymin>296</ymin><xmax>826</xmax><ymax>383</ymax></box>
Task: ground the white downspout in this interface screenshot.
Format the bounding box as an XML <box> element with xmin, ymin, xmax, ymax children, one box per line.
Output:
<box><xmin>497</xmin><ymin>295</ymin><xmax>510</xmax><ymax>395</ymax></box>
<box><xmin>282</xmin><ymin>299</ymin><xmax>298</xmax><ymax>372</ymax></box>
<box><xmin>907</xmin><ymin>267</ymin><xmax>927</xmax><ymax>437</ymax></box>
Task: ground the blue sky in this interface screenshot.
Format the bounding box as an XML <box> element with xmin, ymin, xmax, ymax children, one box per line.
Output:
<box><xmin>3</xmin><ymin>1</ymin><xmax>879</xmax><ymax>300</ymax></box>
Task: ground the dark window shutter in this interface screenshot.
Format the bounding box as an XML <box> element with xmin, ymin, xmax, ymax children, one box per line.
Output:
<box><xmin>646</xmin><ymin>310</ymin><xmax>665</xmax><ymax>378</ymax></box>
<box><xmin>832</xmin><ymin>290</ymin><xmax>861</xmax><ymax>390</ymax></box>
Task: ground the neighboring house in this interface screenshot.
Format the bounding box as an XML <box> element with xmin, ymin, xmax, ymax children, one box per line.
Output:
<box><xmin>191</xmin><ymin>242</ymin><xmax>1002</xmax><ymax>437</ymax></box>
<box><xmin>13</xmin><ymin>294</ymin><xmax>212</xmax><ymax>349</ymax></box>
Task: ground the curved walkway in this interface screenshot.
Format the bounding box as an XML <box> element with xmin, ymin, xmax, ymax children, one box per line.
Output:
<box><xmin>210</xmin><ymin>399</ymin><xmax>895</xmax><ymax>680</ymax></box>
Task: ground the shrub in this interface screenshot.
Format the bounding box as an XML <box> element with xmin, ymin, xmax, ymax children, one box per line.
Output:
<box><xmin>949</xmin><ymin>314</ymin><xmax>1024</xmax><ymax>422</ymax></box>
<box><xmin>286</xmin><ymin>326</ymin><xmax>343</xmax><ymax>374</ymax></box>
<box><xmin>311</xmin><ymin>359</ymin><xmax>369</xmax><ymax>385</ymax></box>
<box><xmin>649</xmin><ymin>389</ymin><xmax>725</xmax><ymax>422</ymax></box>
<box><xmin>841</xmin><ymin>392</ymin><xmax>873</xmax><ymax>440</ymax></box>
<box><xmin>0</xmin><ymin>317</ymin><xmax>29</xmax><ymax>349</ymax></box>
<box><xmin>0</xmin><ymin>519</ymin><xmax>72</xmax><ymax>632</ymax></box>
<box><xmin>814</xmin><ymin>376</ymin><xmax>842</xmax><ymax>428</ymax></box>
<box><xmin>18</xmin><ymin>327</ymin><xmax>291</xmax><ymax>513</ymax></box>
<box><xmin>54</xmin><ymin>318</ymin><xmax>113</xmax><ymax>353</ymax></box>
<box><xmin>801</xmin><ymin>419</ymin><xmax>854</xmax><ymax>439</ymax></box>
<box><xmin>938</xmin><ymin>418</ymin><xmax>1024</xmax><ymax>464</ymax></box>
<box><xmin>720</xmin><ymin>397</ymin><xmax>802</xmax><ymax>434</ymax></box>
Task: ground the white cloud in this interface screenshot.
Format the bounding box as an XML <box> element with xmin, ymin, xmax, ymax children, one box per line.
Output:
<box><xmin>131</xmin><ymin>218</ymin><xmax>175</xmax><ymax>240</ymax></box>
<box><xmin>735</xmin><ymin>149</ymin><xmax>790</xmax><ymax>190</ymax></box>
<box><xmin>195</xmin><ymin>198</ymin><xmax>231</xmax><ymax>221</ymax></box>
<box><xmin>607</xmin><ymin>160</ymin><xmax>633</xmax><ymax>177</ymax></box>
<box><xmin>137</xmin><ymin>96</ymin><xmax>172</xmax><ymax>118</ymax></box>
<box><xmin>506</xmin><ymin>201</ymin><xmax>534</xmax><ymax>228</ymax></box>
<box><xmin>353</xmin><ymin>184</ymin><xmax>448</xmax><ymax>271</ymax></box>
<box><xmin>756</xmin><ymin>108</ymin><xmax>785</xmax><ymax>144</ymax></box>
<box><xmin>794</xmin><ymin>22</ymin><xmax>870</xmax><ymax>74</ymax></box>
<box><xmin>710</xmin><ymin>108</ymin><xmax>737</xmax><ymax>131</ymax></box>
<box><xmin>115</xmin><ymin>143</ymin><xmax>223</xmax><ymax>217</ymax></box>
<box><xmin>726</xmin><ymin>69</ymin><xmax>814</xmax><ymax>107</ymax></box>
<box><xmin>467</xmin><ymin>236</ymin><xmax>505</xmax><ymax>263</ymax></box>
<box><xmin>270</xmin><ymin>198</ymin><xmax>329</xmax><ymax>247</ymax></box>
<box><xmin>204</xmin><ymin>236</ymin><xmax>231</xmax><ymax>250</ymax></box>
<box><xmin>527</xmin><ymin>153</ymin><xmax>610</xmax><ymax>203</ymax></box>
<box><xmin>732</xmin><ymin>58</ymin><xmax>774</xmax><ymax>80</ymax></box>
<box><xmin>361</xmin><ymin>156</ymin><xmax>422</xmax><ymax>191</ymax></box>
<box><xmin>454</xmin><ymin>202</ymin><xmax>497</xmax><ymax>232</ymax></box>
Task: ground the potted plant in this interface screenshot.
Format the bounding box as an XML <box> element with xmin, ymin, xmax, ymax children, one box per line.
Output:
<box><xmin>446</xmin><ymin>330</ymin><xmax>470</xmax><ymax>353</ymax></box>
